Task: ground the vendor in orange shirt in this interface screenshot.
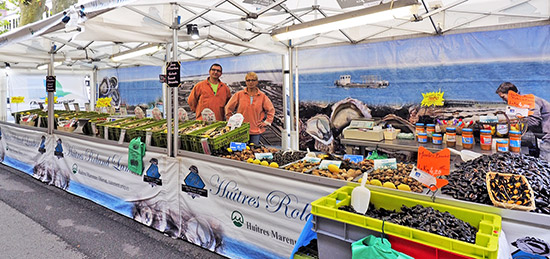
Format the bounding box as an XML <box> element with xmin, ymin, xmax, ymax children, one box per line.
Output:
<box><xmin>187</xmin><ymin>63</ymin><xmax>231</xmax><ymax>121</ymax></box>
<box><xmin>225</xmin><ymin>72</ymin><xmax>275</xmax><ymax>145</ymax></box>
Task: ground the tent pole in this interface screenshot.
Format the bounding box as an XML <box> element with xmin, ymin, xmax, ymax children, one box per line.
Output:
<box><xmin>294</xmin><ymin>47</ymin><xmax>299</xmax><ymax>150</ymax></box>
<box><xmin>0</xmin><ymin>69</ymin><xmax>6</xmax><ymax>122</ymax></box>
<box><xmin>47</xmin><ymin>42</ymin><xmax>55</xmax><ymax>135</ymax></box>
<box><xmin>91</xmin><ymin>66</ymin><xmax>97</xmax><ymax>111</ymax></box>
<box><xmin>281</xmin><ymin>54</ymin><xmax>289</xmax><ymax>150</ymax></box>
<box><xmin>288</xmin><ymin>44</ymin><xmax>298</xmax><ymax>150</ymax></box>
<box><xmin>165</xmin><ymin>43</ymin><xmax>172</xmax><ymax>157</ymax></box>
<box><xmin>171</xmin><ymin>3</ymin><xmax>179</xmax><ymax>157</ymax></box>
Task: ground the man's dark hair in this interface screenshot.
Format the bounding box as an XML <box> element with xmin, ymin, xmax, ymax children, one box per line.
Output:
<box><xmin>496</xmin><ymin>82</ymin><xmax>519</xmax><ymax>94</ymax></box>
<box><xmin>209</xmin><ymin>63</ymin><xmax>222</xmax><ymax>72</ymax></box>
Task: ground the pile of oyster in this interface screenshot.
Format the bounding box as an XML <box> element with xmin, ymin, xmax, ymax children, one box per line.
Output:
<box><xmin>442</xmin><ymin>152</ymin><xmax>550</xmax><ymax>214</ymax></box>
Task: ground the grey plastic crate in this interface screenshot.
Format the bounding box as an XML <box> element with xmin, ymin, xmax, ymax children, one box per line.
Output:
<box><xmin>312</xmin><ymin>215</ymin><xmax>379</xmax><ymax>259</ymax></box>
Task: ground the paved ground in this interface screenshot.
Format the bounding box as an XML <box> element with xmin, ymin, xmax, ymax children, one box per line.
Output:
<box><xmin>0</xmin><ymin>164</ymin><xmax>226</xmax><ymax>259</ymax></box>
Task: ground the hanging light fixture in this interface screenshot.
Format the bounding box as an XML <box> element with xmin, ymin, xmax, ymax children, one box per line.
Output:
<box><xmin>187</xmin><ymin>24</ymin><xmax>200</xmax><ymax>40</ymax></box>
<box><xmin>110</xmin><ymin>44</ymin><xmax>162</xmax><ymax>62</ymax></box>
<box><xmin>271</xmin><ymin>0</ymin><xmax>419</xmax><ymax>41</ymax></box>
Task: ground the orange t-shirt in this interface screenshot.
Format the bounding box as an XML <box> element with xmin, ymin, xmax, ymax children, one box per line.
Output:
<box><xmin>225</xmin><ymin>89</ymin><xmax>275</xmax><ymax>135</ymax></box>
<box><xmin>187</xmin><ymin>78</ymin><xmax>231</xmax><ymax>121</ymax></box>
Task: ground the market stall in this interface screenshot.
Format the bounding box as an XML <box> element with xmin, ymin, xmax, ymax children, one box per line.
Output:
<box><xmin>1</xmin><ymin>1</ymin><xmax>550</xmax><ymax>259</ymax></box>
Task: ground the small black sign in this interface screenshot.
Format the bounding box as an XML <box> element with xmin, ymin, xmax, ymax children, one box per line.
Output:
<box><xmin>182</xmin><ymin>184</ymin><xmax>208</xmax><ymax>197</ymax></box>
<box><xmin>159</xmin><ymin>74</ymin><xmax>166</xmax><ymax>83</ymax></box>
<box><xmin>46</xmin><ymin>76</ymin><xmax>56</xmax><ymax>92</ymax></box>
<box><xmin>166</xmin><ymin>61</ymin><xmax>181</xmax><ymax>87</ymax></box>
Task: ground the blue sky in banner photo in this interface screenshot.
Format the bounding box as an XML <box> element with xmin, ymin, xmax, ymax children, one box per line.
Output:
<box><xmin>297</xmin><ymin>25</ymin><xmax>550</xmax><ymax>105</ymax></box>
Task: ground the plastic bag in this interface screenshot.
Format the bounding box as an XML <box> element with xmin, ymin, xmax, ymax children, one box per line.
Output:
<box><xmin>128</xmin><ymin>137</ymin><xmax>146</xmax><ymax>175</ymax></box>
<box><xmin>351</xmin><ymin>235</ymin><xmax>414</xmax><ymax>259</ymax></box>
<box><xmin>366</xmin><ymin>150</ymin><xmax>388</xmax><ymax>160</ymax></box>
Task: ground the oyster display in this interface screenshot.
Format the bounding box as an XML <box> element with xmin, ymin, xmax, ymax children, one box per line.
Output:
<box><xmin>330</xmin><ymin>98</ymin><xmax>371</xmax><ymax>130</ymax></box>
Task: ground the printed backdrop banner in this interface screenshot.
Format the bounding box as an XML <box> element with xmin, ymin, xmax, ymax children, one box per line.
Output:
<box><xmin>49</xmin><ymin>134</ymin><xmax>180</xmax><ymax>230</ymax></box>
<box><xmin>177</xmin><ymin>157</ymin><xmax>336</xmax><ymax>259</ymax></box>
<box><xmin>0</xmin><ymin>124</ymin><xmax>51</xmax><ymax>175</ymax></box>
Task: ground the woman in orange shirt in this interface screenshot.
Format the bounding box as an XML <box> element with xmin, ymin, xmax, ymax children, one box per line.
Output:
<box><xmin>225</xmin><ymin>72</ymin><xmax>275</xmax><ymax>145</ymax></box>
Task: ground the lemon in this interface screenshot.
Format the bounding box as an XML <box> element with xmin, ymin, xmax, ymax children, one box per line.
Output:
<box><xmin>253</xmin><ymin>159</ymin><xmax>261</xmax><ymax>165</ymax></box>
<box><xmin>327</xmin><ymin>164</ymin><xmax>339</xmax><ymax>173</ymax></box>
<box><xmin>54</xmin><ymin>114</ymin><xmax>59</xmax><ymax>118</ymax></box>
<box><xmin>359</xmin><ymin>178</ymin><xmax>370</xmax><ymax>185</ymax></box>
<box><xmin>227</xmin><ymin>148</ymin><xmax>233</xmax><ymax>153</ymax></box>
<box><xmin>269</xmin><ymin>162</ymin><xmax>279</xmax><ymax>168</ymax></box>
<box><xmin>383</xmin><ymin>182</ymin><xmax>397</xmax><ymax>189</ymax></box>
<box><xmin>370</xmin><ymin>179</ymin><xmax>382</xmax><ymax>186</ymax></box>
<box><xmin>246</xmin><ymin>146</ymin><xmax>250</xmax><ymax>150</ymax></box>
<box><xmin>25</xmin><ymin>112</ymin><xmax>30</xmax><ymax>115</ymax></box>
<box><xmin>260</xmin><ymin>160</ymin><xmax>269</xmax><ymax>166</ymax></box>
<box><xmin>247</xmin><ymin>158</ymin><xmax>254</xmax><ymax>163</ymax></box>
<box><xmin>397</xmin><ymin>184</ymin><xmax>411</xmax><ymax>192</ymax></box>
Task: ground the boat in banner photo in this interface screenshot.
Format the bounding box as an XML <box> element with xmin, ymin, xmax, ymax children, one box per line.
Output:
<box><xmin>335</xmin><ymin>75</ymin><xmax>389</xmax><ymax>88</ymax></box>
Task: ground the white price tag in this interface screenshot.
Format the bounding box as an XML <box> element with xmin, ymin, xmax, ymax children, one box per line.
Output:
<box><xmin>201</xmin><ymin>108</ymin><xmax>217</xmax><ymax>123</ymax></box>
<box><xmin>506</xmin><ymin>105</ymin><xmax>529</xmax><ymax>117</ymax></box>
<box><xmin>104</xmin><ymin>126</ymin><xmax>109</xmax><ymax>140</ymax></box>
<box><xmin>319</xmin><ymin>160</ymin><xmax>342</xmax><ymax>169</ymax></box>
<box><xmin>91</xmin><ymin>123</ymin><xmax>97</xmax><ymax>136</ymax></box>
<box><xmin>118</xmin><ymin>129</ymin><xmax>126</xmax><ymax>144</ymax></box>
<box><xmin>409</xmin><ymin>166</ymin><xmax>436</xmax><ymax>187</ymax></box>
<box><xmin>255</xmin><ymin>153</ymin><xmax>273</xmax><ymax>160</ymax></box>
<box><xmin>227</xmin><ymin>113</ymin><xmax>244</xmax><ymax>130</ymax></box>
<box><xmin>302</xmin><ymin>157</ymin><xmax>322</xmax><ymax>163</ymax></box>
<box><xmin>373</xmin><ymin>158</ymin><xmax>397</xmax><ymax>170</ymax></box>
<box><xmin>145</xmin><ymin>131</ymin><xmax>152</xmax><ymax>146</ymax></box>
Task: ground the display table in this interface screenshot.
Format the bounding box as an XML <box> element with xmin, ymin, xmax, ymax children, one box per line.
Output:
<box><xmin>1</xmin><ymin>122</ymin><xmax>549</xmax><ymax>259</ymax></box>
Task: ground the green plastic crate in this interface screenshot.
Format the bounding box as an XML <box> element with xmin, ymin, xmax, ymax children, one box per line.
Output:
<box><xmin>108</xmin><ymin>118</ymin><xmax>157</xmax><ymax>141</ymax></box>
<box><xmin>96</xmin><ymin>117</ymin><xmax>136</xmax><ymax>138</ymax></box>
<box><xmin>125</xmin><ymin>119</ymin><xmax>167</xmax><ymax>143</ymax></box>
<box><xmin>311</xmin><ymin>186</ymin><xmax>501</xmax><ymax>259</ymax></box>
<box><xmin>150</xmin><ymin>120</ymin><xmax>203</xmax><ymax>148</ymax></box>
<box><xmin>186</xmin><ymin>122</ymin><xmax>250</xmax><ymax>153</ymax></box>
<box><xmin>181</xmin><ymin>121</ymin><xmax>225</xmax><ymax>152</ymax></box>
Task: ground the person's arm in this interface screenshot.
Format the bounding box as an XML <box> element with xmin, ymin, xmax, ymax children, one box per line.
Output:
<box><xmin>187</xmin><ymin>84</ymin><xmax>199</xmax><ymax>112</ymax></box>
<box><xmin>225</xmin><ymin>92</ymin><xmax>239</xmax><ymax>120</ymax></box>
<box><xmin>262</xmin><ymin>95</ymin><xmax>275</xmax><ymax>126</ymax></box>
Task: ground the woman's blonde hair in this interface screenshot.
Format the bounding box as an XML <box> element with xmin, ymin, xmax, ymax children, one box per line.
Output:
<box><xmin>245</xmin><ymin>72</ymin><xmax>258</xmax><ymax>80</ymax></box>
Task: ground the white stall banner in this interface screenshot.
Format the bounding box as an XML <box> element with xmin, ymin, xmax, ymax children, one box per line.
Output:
<box><xmin>50</xmin><ymin>134</ymin><xmax>180</xmax><ymax>228</ymax></box>
<box><xmin>0</xmin><ymin>124</ymin><xmax>53</xmax><ymax>176</ymax></box>
<box><xmin>178</xmin><ymin>157</ymin><xmax>336</xmax><ymax>259</ymax></box>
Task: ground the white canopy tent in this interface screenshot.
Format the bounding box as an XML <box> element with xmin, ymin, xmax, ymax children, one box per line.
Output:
<box><xmin>0</xmin><ymin>0</ymin><xmax>547</xmax><ymax>70</ymax></box>
<box><xmin>0</xmin><ymin>0</ymin><xmax>548</xmax><ymax>150</ymax></box>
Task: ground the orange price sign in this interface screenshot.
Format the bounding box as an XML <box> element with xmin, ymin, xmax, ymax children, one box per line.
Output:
<box><xmin>416</xmin><ymin>146</ymin><xmax>450</xmax><ymax>191</ymax></box>
<box><xmin>508</xmin><ymin>90</ymin><xmax>535</xmax><ymax>109</ymax></box>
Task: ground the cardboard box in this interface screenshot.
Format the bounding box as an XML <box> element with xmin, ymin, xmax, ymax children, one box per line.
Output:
<box><xmin>342</xmin><ymin>127</ymin><xmax>384</xmax><ymax>141</ymax></box>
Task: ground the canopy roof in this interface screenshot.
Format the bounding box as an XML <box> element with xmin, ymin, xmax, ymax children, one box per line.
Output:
<box><xmin>0</xmin><ymin>0</ymin><xmax>548</xmax><ymax>70</ymax></box>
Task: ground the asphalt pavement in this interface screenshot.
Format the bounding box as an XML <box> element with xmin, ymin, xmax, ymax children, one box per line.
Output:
<box><xmin>0</xmin><ymin>163</ymin><xmax>226</xmax><ymax>259</ymax></box>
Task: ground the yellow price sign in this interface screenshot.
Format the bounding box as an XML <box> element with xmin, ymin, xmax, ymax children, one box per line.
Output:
<box><xmin>45</xmin><ymin>96</ymin><xmax>58</xmax><ymax>104</ymax></box>
<box><xmin>421</xmin><ymin>91</ymin><xmax>445</xmax><ymax>107</ymax></box>
<box><xmin>11</xmin><ymin>96</ymin><xmax>25</xmax><ymax>103</ymax></box>
<box><xmin>96</xmin><ymin>97</ymin><xmax>112</xmax><ymax>108</ymax></box>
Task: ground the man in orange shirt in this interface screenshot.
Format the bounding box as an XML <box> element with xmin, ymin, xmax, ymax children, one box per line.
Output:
<box><xmin>225</xmin><ymin>72</ymin><xmax>275</xmax><ymax>145</ymax></box>
<box><xmin>187</xmin><ymin>64</ymin><xmax>232</xmax><ymax>121</ymax></box>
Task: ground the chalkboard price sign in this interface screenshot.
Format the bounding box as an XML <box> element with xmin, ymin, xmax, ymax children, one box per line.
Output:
<box><xmin>46</xmin><ymin>76</ymin><xmax>56</xmax><ymax>92</ymax></box>
<box><xmin>166</xmin><ymin>61</ymin><xmax>181</xmax><ymax>87</ymax></box>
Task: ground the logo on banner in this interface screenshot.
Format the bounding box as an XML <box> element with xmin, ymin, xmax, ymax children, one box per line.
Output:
<box><xmin>72</xmin><ymin>163</ymin><xmax>78</xmax><ymax>174</ymax></box>
<box><xmin>54</xmin><ymin>138</ymin><xmax>64</xmax><ymax>159</ymax></box>
<box><xmin>38</xmin><ymin>135</ymin><xmax>46</xmax><ymax>154</ymax></box>
<box><xmin>182</xmin><ymin>165</ymin><xmax>208</xmax><ymax>198</ymax></box>
<box><xmin>143</xmin><ymin>158</ymin><xmax>162</xmax><ymax>187</ymax></box>
<box><xmin>231</xmin><ymin>211</ymin><xmax>244</xmax><ymax>227</ymax></box>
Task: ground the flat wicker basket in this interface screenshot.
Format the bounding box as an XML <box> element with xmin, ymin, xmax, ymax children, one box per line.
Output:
<box><xmin>56</xmin><ymin>125</ymin><xmax>77</xmax><ymax>132</ymax></box>
<box><xmin>486</xmin><ymin>172</ymin><xmax>536</xmax><ymax>211</ymax></box>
